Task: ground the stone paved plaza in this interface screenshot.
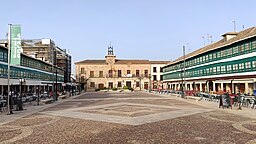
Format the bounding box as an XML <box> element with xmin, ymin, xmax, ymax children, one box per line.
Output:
<box><xmin>1</xmin><ymin>92</ymin><xmax>256</xmax><ymax>144</ymax></box>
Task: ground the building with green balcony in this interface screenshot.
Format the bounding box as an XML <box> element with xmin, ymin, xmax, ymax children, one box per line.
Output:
<box><xmin>0</xmin><ymin>45</ymin><xmax>64</xmax><ymax>95</ymax></box>
<box><xmin>162</xmin><ymin>27</ymin><xmax>256</xmax><ymax>95</ymax></box>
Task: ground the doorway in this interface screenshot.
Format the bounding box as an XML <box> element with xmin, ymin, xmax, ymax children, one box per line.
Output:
<box><xmin>126</xmin><ymin>81</ymin><xmax>131</xmax><ymax>88</ymax></box>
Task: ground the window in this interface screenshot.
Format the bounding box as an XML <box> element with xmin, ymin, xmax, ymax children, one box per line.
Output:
<box><xmin>233</xmin><ymin>64</ymin><xmax>238</xmax><ymax>71</ymax></box>
<box><xmin>212</xmin><ymin>53</ymin><xmax>216</xmax><ymax>59</ymax></box>
<box><xmin>186</xmin><ymin>71</ymin><xmax>189</xmax><ymax>77</ymax></box>
<box><xmin>199</xmin><ymin>70</ymin><xmax>203</xmax><ymax>75</ymax></box>
<box><xmin>217</xmin><ymin>66</ymin><xmax>220</xmax><ymax>73</ymax></box>
<box><xmin>245</xmin><ymin>43</ymin><xmax>250</xmax><ymax>52</ymax></box>
<box><xmin>127</xmin><ymin>70</ymin><xmax>131</xmax><ymax>74</ymax></box>
<box><xmin>118</xmin><ymin>70</ymin><xmax>122</xmax><ymax>77</ymax></box>
<box><xmin>252</xmin><ymin>41</ymin><xmax>256</xmax><ymax>50</ymax></box>
<box><xmin>153</xmin><ymin>75</ymin><xmax>157</xmax><ymax>80</ymax></box>
<box><xmin>153</xmin><ymin>67</ymin><xmax>157</xmax><ymax>72</ymax></box>
<box><xmin>90</xmin><ymin>71</ymin><xmax>94</xmax><ymax>77</ymax></box>
<box><xmin>0</xmin><ymin>52</ymin><xmax>3</xmax><ymax>61</ymax></box>
<box><xmin>99</xmin><ymin>71</ymin><xmax>103</xmax><ymax>77</ymax></box>
<box><xmin>117</xmin><ymin>82</ymin><xmax>122</xmax><ymax>87</ymax></box>
<box><xmin>233</xmin><ymin>46</ymin><xmax>238</xmax><ymax>54</ymax></box>
<box><xmin>202</xmin><ymin>56</ymin><xmax>205</xmax><ymax>62</ymax></box>
<box><xmin>136</xmin><ymin>82</ymin><xmax>140</xmax><ymax>87</ymax></box>
<box><xmin>227</xmin><ymin>48</ymin><xmax>232</xmax><ymax>56</ymax></box>
<box><xmin>227</xmin><ymin>65</ymin><xmax>232</xmax><ymax>72</ymax></box>
<box><xmin>221</xmin><ymin>66</ymin><xmax>226</xmax><ymax>73</ymax></box>
<box><xmin>192</xmin><ymin>60</ymin><xmax>195</xmax><ymax>65</ymax></box>
<box><xmin>81</xmin><ymin>68</ymin><xmax>85</xmax><ymax>74</ymax></box>
<box><xmin>144</xmin><ymin>70</ymin><xmax>148</xmax><ymax>77</ymax></box>
<box><xmin>238</xmin><ymin>45</ymin><xmax>244</xmax><ymax>53</ymax></box>
<box><xmin>136</xmin><ymin>70</ymin><xmax>140</xmax><ymax>77</ymax></box>
<box><xmin>245</xmin><ymin>62</ymin><xmax>251</xmax><ymax>69</ymax></box>
<box><xmin>239</xmin><ymin>63</ymin><xmax>244</xmax><ymax>70</ymax></box>
<box><xmin>160</xmin><ymin>67</ymin><xmax>163</xmax><ymax>72</ymax></box>
<box><xmin>210</xmin><ymin>68</ymin><xmax>213</xmax><ymax>74</ymax></box>
<box><xmin>213</xmin><ymin>67</ymin><xmax>216</xmax><ymax>73</ymax></box>
<box><xmin>253</xmin><ymin>61</ymin><xmax>256</xmax><ymax>68</ymax></box>
<box><xmin>3</xmin><ymin>52</ymin><xmax>7</xmax><ymax>62</ymax></box>
<box><xmin>90</xmin><ymin>82</ymin><xmax>95</xmax><ymax>88</ymax></box>
<box><xmin>160</xmin><ymin>75</ymin><xmax>163</xmax><ymax>80</ymax></box>
<box><xmin>205</xmin><ymin>55</ymin><xmax>208</xmax><ymax>61</ymax></box>
<box><xmin>209</xmin><ymin>54</ymin><xmax>212</xmax><ymax>60</ymax></box>
<box><xmin>221</xmin><ymin>50</ymin><xmax>226</xmax><ymax>57</ymax></box>
<box><xmin>109</xmin><ymin>70</ymin><xmax>113</xmax><ymax>77</ymax></box>
<box><xmin>217</xmin><ymin>52</ymin><xmax>221</xmax><ymax>58</ymax></box>
<box><xmin>108</xmin><ymin>82</ymin><xmax>113</xmax><ymax>89</ymax></box>
<box><xmin>206</xmin><ymin>68</ymin><xmax>209</xmax><ymax>74</ymax></box>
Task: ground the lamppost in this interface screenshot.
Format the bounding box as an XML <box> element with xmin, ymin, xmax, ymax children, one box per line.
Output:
<box><xmin>18</xmin><ymin>78</ymin><xmax>25</xmax><ymax>111</ymax></box>
<box><xmin>238</xmin><ymin>82</ymin><xmax>242</xmax><ymax>110</ymax></box>
<box><xmin>149</xmin><ymin>74</ymin><xmax>151</xmax><ymax>92</ymax></box>
<box><xmin>6</xmin><ymin>24</ymin><xmax>12</xmax><ymax>115</ymax></box>
<box><xmin>36</xmin><ymin>86</ymin><xmax>40</xmax><ymax>106</ymax></box>
<box><xmin>54</xmin><ymin>69</ymin><xmax>58</xmax><ymax>101</ymax></box>
<box><xmin>181</xmin><ymin>45</ymin><xmax>186</xmax><ymax>98</ymax></box>
<box><xmin>8</xmin><ymin>85</ymin><xmax>13</xmax><ymax>114</ymax></box>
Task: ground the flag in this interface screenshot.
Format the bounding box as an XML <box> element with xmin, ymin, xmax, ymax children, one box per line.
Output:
<box><xmin>10</xmin><ymin>25</ymin><xmax>21</xmax><ymax>65</ymax></box>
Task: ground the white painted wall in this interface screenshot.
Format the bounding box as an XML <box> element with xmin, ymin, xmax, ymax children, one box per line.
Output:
<box><xmin>150</xmin><ymin>64</ymin><xmax>166</xmax><ymax>81</ymax></box>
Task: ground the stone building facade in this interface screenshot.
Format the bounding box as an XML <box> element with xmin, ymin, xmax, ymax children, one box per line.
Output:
<box><xmin>75</xmin><ymin>46</ymin><xmax>169</xmax><ymax>91</ymax></box>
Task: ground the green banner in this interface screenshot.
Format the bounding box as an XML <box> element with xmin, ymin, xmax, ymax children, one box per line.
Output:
<box><xmin>10</xmin><ymin>25</ymin><xmax>21</xmax><ymax>65</ymax></box>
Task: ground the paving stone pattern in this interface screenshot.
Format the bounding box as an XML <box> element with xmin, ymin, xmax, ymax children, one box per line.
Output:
<box><xmin>0</xmin><ymin>92</ymin><xmax>256</xmax><ymax>144</ymax></box>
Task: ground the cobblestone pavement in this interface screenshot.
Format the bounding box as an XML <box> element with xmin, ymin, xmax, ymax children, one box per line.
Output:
<box><xmin>0</xmin><ymin>92</ymin><xmax>256</xmax><ymax>144</ymax></box>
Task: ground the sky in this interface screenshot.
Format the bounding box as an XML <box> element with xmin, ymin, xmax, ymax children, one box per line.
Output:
<box><xmin>1</xmin><ymin>0</ymin><xmax>256</xmax><ymax>73</ymax></box>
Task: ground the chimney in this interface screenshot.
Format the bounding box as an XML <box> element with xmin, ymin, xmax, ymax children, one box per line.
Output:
<box><xmin>222</xmin><ymin>32</ymin><xmax>238</xmax><ymax>41</ymax></box>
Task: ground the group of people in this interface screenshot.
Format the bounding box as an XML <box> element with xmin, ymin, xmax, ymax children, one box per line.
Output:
<box><xmin>219</xmin><ymin>93</ymin><xmax>256</xmax><ymax>109</ymax></box>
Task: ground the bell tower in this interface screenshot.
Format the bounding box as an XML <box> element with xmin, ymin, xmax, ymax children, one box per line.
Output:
<box><xmin>105</xmin><ymin>43</ymin><xmax>116</xmax><ymax>65</ymax></box>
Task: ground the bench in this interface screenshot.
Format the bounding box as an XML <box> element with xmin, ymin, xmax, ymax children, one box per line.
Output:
<box><xmin>41</xmin><ymin>99</ymin><xmax>52</xmax><ymax>104</ymax></box>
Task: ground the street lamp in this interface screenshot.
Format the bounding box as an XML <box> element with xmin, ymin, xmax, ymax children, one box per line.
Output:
<box><xmin>36</xmin><ymin>86</ymin><xmax>40</xmax><ymax>106</ymax></box>
<box><xmin>54</xmin><ymin>69</ymin><xmax>58</xmax><ymax>101</ymax></box>
<box><xmin>149</xmin><ymin>74</ymin><xmax>151</xmax><ymax>92</ymax></box>
<box><xmin>18</xmin><ymin>78</ymin><xmax>25</xmax><ymax>111</ymax></box>
<box><xmin>181</xmin><ymin>45</ymin><xmax>186</xmax><ymax>98</ymax></box>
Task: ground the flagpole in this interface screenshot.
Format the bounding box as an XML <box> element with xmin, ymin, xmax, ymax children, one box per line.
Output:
<box><xmin>7</xmin><ymin>24</ymin><xmax>12</xmax><ymax>115</ymax></box>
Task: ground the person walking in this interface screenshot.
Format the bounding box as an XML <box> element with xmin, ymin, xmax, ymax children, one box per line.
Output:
<box><xmin>251</xmin><ymin>96</ymin><xmax>256</xmax><ymax>109</ymax></box>
<box><xmin>237</xmin><ymin>94</ymin><xmax>243</xmax><ymax>110</ymax></box>
<box><xmin>219</xmin><ymin>94</ymin><xmax>223</xmax><ymax>108</ymax></box>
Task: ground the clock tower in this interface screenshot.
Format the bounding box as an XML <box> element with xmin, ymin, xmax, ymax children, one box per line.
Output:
<box><xmin>105</xmin><ymin>44</ymin><xmax>116</xmax><ymax>65</ymax></box>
